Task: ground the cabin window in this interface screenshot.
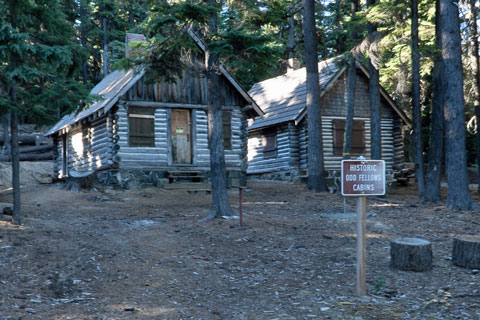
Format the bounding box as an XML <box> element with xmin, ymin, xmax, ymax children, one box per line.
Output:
<box><xmin>262</xmin><ymin>127</ymin><xmax>277</xmax><ymax>158</ymax></box>
<box><xmin>223</xmin><ymin>110</ymin><xmax>232</xmax><ymax>150</ymax></box>
<box><xmin>333</xmin><ymin>119</ymin><xmax>365</xmax><ymax>156</ymax></box>
<box><xmin>128</xmin><ymin>107</ymin><xmax>155</xmax><ymax>147</ymax></box>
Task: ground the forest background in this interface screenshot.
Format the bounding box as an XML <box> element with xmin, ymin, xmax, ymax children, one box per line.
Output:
<box><xmin>1</xmin><ymin>0</ymin><xmax>480</xmax><ymax>216</ymax></box>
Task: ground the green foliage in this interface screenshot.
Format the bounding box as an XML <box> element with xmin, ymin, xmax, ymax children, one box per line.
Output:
<box><xmin>117</xmin><ymin>0</ymin><xmax>286</xmax><ymax>89</ymax></box>
<box><xmin>0</xmin><ymin>0</ymin><xmax>90</xmax><ymax>125</ymax></box>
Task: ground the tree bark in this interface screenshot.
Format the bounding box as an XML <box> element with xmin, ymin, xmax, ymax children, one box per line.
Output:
<box><xmin>343</xmin><ymin>0</ymin><xmax>359</xmax><ymax>160</ymax></box>
<box><xmin>476</xmin><ymin>105</ymin><xmax>480</xmax><ymax>193</ymax></box>
<box><xmin>452</xmin><ymin>236</ymin><xmax>480</xmax><ymax>269</ymax></box>
<box><xmin>10</xmin><ymin>108</ymin><xmax>21</xmax><ymax>225</ymax></box>
<box><xmin>287</xmin><ymin>5</ymin><xmax>295</xmax><ymax>72</ymax></box>
<box><xmin>425</xmin><ymin>0</ymin><xmax>444</xmax><ymax>202</ymax></box>
<box><xmin>411</xmin><ymin>0</ymin><xmax>425</xmax><ymax>200</ymax></box>
<box><xmin>469</xmin><ymin>0</ymin><xmax>480</xmax><ymax>194</ymax></box>
<box><xmin>202</xmin><ymin>0</ymin><xmax>234</xmax><ymax>220</ymax></box>
<box><xmin>102</xmin><ymin>17</ymin><xmax>109</xmax><ymax>78</ymax></box>
<box><xmin>390</xmin><ymin>238</ymin><xmax>432</xmax><ymax>272</ymax></box>
<box><xmin>367</xmin><ymin>0</ymin><xmax>382</xmax><ymax>160</ymax></box>
<box><xmin>80</xmin><ymin>0</ymin><xmax>88</xmax><ymax>85</ymax></box>
<box><xmin>440</xmin><ymin>0</ymin><xmax>472</xmax><ymax>210</ymax></box>
<box><xmin>303</xmin><ymin>0</ymin><xmax>328</xmax><ymax>192</ymax></box>
<box><xmin>2</xmin><ymin>114</ymin><xmax>10</xmax><ymax>156</ymax></box>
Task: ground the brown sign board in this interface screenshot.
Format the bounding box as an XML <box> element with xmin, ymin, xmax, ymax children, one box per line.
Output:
<box><xmin>341</xmin><ymin>159</ymin><xmax>385</xmax><ymax>196</ymax></box>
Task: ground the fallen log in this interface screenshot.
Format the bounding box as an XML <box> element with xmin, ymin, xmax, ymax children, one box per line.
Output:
<box><xmin>390</xmin><ymin>237</ymin><xmax>432</xmax><ymax>272</ymax></box>
<box><xmin>19</xmin><ymin>144</ymin><xmax>54</xmax><ymax>154</ymax></box>
<box><xmin>452</xmin><ymin>236</ymin><xmax>480</xmax><ymax>269</ymax></box>
<box><xmin>0</xmin><ymin>135</ymin><xmax>40</xmax><ymax>145</ymax></box>
<box><xmin>0</xmin><ymin>152</ymin><xmax>53</xmax><ymax>161</ymax></box>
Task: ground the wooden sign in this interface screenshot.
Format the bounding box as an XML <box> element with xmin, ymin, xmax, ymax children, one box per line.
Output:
<box><xmin>341</xmin><ymin>159</ymin><xmax>385</xmax><ymax>196</ymax></box>
<box><xmin>341</xmin><ymin>158</ymin><xmax>386</xmax><ymax>296</ymax></box>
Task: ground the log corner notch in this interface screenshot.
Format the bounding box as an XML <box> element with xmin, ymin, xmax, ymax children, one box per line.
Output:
<box><xmin>452</xmin><ymin>236</ymin><xmax>480</xmax><ymax>269</ymax></box>
<box><xmin>390</xmin><ymin>237</ymin><xmax>433</xmax><ymax>272</ymax></box>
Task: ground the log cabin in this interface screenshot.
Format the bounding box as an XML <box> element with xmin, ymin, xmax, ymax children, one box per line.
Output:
<box><xmin>247</xmin><ymin>57</ymin><xmax>410</xmax><ymax>185</ymax></box>
<box><xmin>46</xmin><ymin>32</ymin><xmax>262</xmax><ymax>188</ymax></box>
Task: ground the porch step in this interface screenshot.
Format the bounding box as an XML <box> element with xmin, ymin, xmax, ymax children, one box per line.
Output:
<box><xmin>163</xmin><ymin>182</ymin><xmax>211</xmax><ymax>192</ymax></box>
<box><xmin>166</xmin><ymin>171</ymin><xmax>205</xmax><ymax>183</ymax></box>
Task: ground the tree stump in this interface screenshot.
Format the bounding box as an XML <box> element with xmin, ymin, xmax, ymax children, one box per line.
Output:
<box><xmin>452</xmin><ymin>236</ymin><xmax>480</xmax><ymax>269</ymax></box>
<box><xmin>390</xmin><ymin>238</ymin><xmax>432</xmax><ymax>272</ymax></box>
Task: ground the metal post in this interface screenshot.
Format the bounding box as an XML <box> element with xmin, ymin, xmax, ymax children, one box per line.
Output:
<box><xmin>239</xmin><ymin>187</ymin><xmax>243</xmax><ymax>227</ymax></box>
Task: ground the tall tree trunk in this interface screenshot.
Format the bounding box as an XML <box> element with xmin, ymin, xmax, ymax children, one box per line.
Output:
<box><xmin>2</xmin><ymin>114</ymin><xmax>10</xmax><ymax>156</ymax></box>
<box><xmin>469</xmin><ymin>0</ymin><xmax>480</xmax><ymax>193</ymax></box>
<box><xmin>303</xmin><ymin>0</ymin><xmax>328</xmax><ymax>192</ymax></box>
<box><xmin>80</xmin><ymin>0</ymin><xmax>88</xmax><ymax>85</ymax></box>
<box><xmin>367</xmin><ymin>0</ymin><xmax>382</xmax><ymax>160</ymax></box>
<box><xmin>202</xmin><ymin>0</ymin><xmax>234</xmax><ymax>220</ymax></box>
<box><xmin>10</xmin><ymin>83</ymin><xmax>20</xmax><ymax>225</ymax></box>
<box><xmin>102</xmin><ymin>17</ymin><xmax>109</xmax><ymax>78</ymax></box>
<box><xmin>440</xmin><ymin>0</ymin><xmax>472</xmax><ymax>210</ymax></box>
<box><xmin>343</xmin><ymin>0</ymin><xmax>359</xmax><ymax>160</ymax></box>
<box><xmin>477</xmin><ymin>105</ymin><xmax>480</xmax><ymax>193</ymax></box>
<box><xmin>411</xmin><ymin>0</ymin><xmax>425</xmax><ymax>199</ymax></box>
<box><xmin>425</xmin><ymin>0</ymin><xmax>444</xmax><ymax>202</ymax></box>
<box><xmin>334</xmin><ymin>0</ymin><xmax>345</xmax><ymax>54</ymax></box>
<box><xmin>287</xmin><ymin>5</ymin><xmax>295</xmax><ymax>72</ymax></box>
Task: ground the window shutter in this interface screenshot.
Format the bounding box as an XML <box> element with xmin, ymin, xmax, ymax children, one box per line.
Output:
<box><xmin>129</xmin><ymin>107</ymin><xmax>155</xmax><ymax>147</ymax></box>
<box><xmin>351</xmin><ymin>121</ymin><xmax>365</xmax><ymax>154</ymax></box>
<box><xmin>222</xmin><ymin>110</ymin><xmax>232</xmax><ymax>150</ymax></box>
<box><xmin>333</xmin><ymin>120</ymin><xmax>365</xmax><ymax>156</ymax></box>
<box><xmin>333</xmin><ymin>120</ymin><xmax>345</xmax><ymax>155</ymax></box>
<box><xmin>262</xmin><ymin>127</ymin><xmax>277</xmax><ymax>158</ymax></box>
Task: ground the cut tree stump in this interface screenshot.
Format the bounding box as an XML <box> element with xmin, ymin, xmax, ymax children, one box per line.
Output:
<box><xmin>452</xmin><ymin>236</ymin><xmax>480</xmax><ymax>269</ymax></box>
<box><xmin>390</xmin><ymin>237</ymin><xmax>432</xmax><ymax>272</ymax></box>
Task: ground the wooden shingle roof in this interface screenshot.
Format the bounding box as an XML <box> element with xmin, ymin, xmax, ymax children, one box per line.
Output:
<box><xmin>46</xmin><ymin>69</ymin><xmax>144</xmax><ymax>136</ymax></box>
<box><xmin>248</xmin><ymin>58</ymin><xmax>342</xmax><ymax>131</ymax></box>
<box><xmin>248</xmin><ymin>57</ymin><xmax>410</xmax><ymax>131</ymax></box>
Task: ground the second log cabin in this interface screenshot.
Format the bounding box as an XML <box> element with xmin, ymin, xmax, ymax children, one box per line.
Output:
<box><xmin>247</xmin><ymin>57</ymin><xmax>410</xmax><ymax>184</ymax></box>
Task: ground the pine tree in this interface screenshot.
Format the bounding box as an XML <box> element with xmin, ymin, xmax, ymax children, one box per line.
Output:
<box><xmin>303</xmin><ymin>0</ymin><xmax>328</xmax><ymax>192</ymax></box>
<box><xmin>367</xmin><ymin>0</ymin><xmax>382</xmax><ymax>160</ymax></box>
<box><xmin>0</xmin><ymin>0</ymin><xmax>89</xmax><ymax>224</ymax></box>
<box><xmin>343</xmin><ymin>0</ymin><xmax>360</xmax><ymax>160</ymax></box>
<box><xmin>468</xmin><ymin>0</ymin><xmax>480</xmax><ymax>193</ymax></box>
<box><xmin>425</xmin><ymin>0</ymin><xmax>444</xmax><ymax>202</ymax></box>
<box><xmin>411</xmin><ymin>0</ymin><xmax>426</xmax><ymax>199</ymax></box>
<box><xmin>440</xmin><ymin>0</ymin><xmax>472</xmax><ymax>210</ymax></box>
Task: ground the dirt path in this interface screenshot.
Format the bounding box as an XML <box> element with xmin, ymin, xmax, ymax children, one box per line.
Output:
<box><xmin>0</xmin><ymin>182</ymin><xmax>479</xmax><ymax>319</ymax></box>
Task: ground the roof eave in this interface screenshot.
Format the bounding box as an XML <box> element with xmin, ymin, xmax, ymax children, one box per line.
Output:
<box><xmin>46</xmin><ymin>70</ymin><xmax>144</xmax><ymax>137</ymax></box>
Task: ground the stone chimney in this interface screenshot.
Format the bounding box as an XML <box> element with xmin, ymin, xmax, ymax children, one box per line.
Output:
<box><xmin>125</xmin><ymin>33</ymin><xmax>146</xmax><ymax>57</ymax></box>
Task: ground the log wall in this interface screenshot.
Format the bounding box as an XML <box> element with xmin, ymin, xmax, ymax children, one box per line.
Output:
<box><xmin>125</xmin><ymin>55</ymin><xmax>245</xmax><ymax>107</ymax></box>
<box><xmin>247</xmin><ymin>123</ymin><xmax>297</xmax><ymax>174</ymax></box>
<box><xmin>298</xmin><ymin>116</ymin><xmax>396</xmax><ymax>172</ymax></box>
<box><xmin>247</xmin><ymin>70</ymin><xmax>405</xmax><ymax>176</ymax></box>
<box><xmin>56</xmin><ymin>116</ymin><xmax>111</xmax><ymax>176</ymax></box>
<box><xmin>114</xmin><ymin>104</ymin><xmax>244</xmax><ymax>170</ymax></box>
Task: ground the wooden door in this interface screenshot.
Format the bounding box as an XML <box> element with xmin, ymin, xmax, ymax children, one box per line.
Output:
<box><xmin>171</xmin><ymin>109</ymin><xmax>192</xmax><ymax>164</ymax></box>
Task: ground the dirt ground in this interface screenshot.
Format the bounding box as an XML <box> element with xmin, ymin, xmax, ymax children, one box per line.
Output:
<box><xmin>0</xmin><ymin>180</ymin><xmax>479</xmax><ymax>320</ymax></box>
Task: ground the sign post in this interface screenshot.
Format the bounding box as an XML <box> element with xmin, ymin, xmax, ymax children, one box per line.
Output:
<box><xmin>341</xmin><ymin>158</ymin><xmax>385</xmax><ymax>297</ymax></box>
